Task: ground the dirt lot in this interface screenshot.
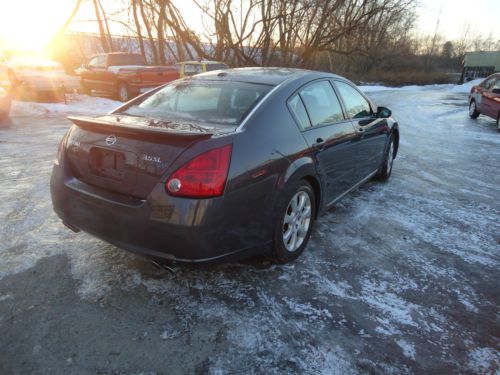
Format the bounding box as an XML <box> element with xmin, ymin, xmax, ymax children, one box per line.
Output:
<box><xmin>0</xmin><ymin>86</ymin><xmax>499</xmax><ymax>374</ymax></box>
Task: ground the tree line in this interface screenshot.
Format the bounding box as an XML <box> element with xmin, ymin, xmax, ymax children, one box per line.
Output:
<box><xmin>50</xmin><ymin>0</ymin><xmax>500</xmax><ymax>84</ymax></box>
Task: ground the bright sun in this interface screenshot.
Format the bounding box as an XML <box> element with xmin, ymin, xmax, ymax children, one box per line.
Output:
<box><xmin>0</xmin><ymin>0</ymin><xmax>76</xmax><ymax>53</ymax></box>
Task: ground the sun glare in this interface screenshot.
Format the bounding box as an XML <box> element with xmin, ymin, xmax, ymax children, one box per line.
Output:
<box><xmin>0</xmin><ymin>0</ymin><xmax>75</xmax><ymax>53</ymax></box>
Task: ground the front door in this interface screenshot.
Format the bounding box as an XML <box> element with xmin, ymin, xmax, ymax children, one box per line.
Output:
<box><xmin>288</xmin><ymin>80</ymin><xmax>358</xmax><ymax>204</ymax></box>
<box><xmin>334</xmin><ymin>80</ymin><xmax>388</xmax><ymax>182</ymax></box>
<box><xmin>481</xmin><ymin>77</ymin><xmax>500</xmax><ymax>118</ymax></box>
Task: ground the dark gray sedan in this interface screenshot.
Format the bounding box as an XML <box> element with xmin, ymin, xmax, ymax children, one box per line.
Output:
<box><xmin>50</xmin><ymin>68</ymin><xmax>399</xmax><ymax>264</ymax></box>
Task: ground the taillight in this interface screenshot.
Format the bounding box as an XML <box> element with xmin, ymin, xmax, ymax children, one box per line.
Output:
<box><xmin>166</xmin><ymin>144</ymin><xmax>232</xmax><ymax>198</ymax></box>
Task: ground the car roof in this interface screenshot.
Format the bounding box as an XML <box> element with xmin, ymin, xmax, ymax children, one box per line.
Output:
<box><xmin>179</xmin><ymin>60</ymin><xmax>226</xmax><ymax>65</ymax></box>
<box><xmin>192</xmin><ymin>67</ymin><xmax>344</xmax><ymax>86</ymax></box>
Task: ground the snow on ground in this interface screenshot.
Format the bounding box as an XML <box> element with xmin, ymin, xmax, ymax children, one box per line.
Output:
<box><xmin>0</xmin><ymin>85</ymin><xmax>499</xmax><ymax>374</ymax></box>
<box><xmin>10</xmin><ymin>93</ymin><xmax>121</xmax><ymax>117</ymax></box>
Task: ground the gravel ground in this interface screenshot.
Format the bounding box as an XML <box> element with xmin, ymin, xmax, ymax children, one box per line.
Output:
<box><xmin>0</xmin><ymin>87</ymin><xmax>499</xmax><ymax>375</ymax></box>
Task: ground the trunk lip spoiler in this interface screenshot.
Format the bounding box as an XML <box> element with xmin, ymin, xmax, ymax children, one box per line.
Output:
<box><xmin>67</xmin><ymin>115</ymin><xmax>217</xmax><ymax>138</ymax></box>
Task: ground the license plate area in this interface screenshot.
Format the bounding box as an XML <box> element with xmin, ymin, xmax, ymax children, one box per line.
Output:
<box><xmin>89</xmin><ymin>148</ymin><xmax>125</xmax><ymax>180</ymax></box>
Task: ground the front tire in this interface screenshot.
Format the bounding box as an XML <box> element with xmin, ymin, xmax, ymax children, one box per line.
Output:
<box><xmin>377</xmin><ymin>134</ymin><xmax>395</xmax><ymax>181</ymax></box>
<box><xmin>117</xmin><ymin>82</ymin><xmax>130</xmax><ymax>102</ymax></box>
<box><xmin>271</xmin><ymin>180</ymin><xmax>316</xmax><ymax>263</ymax></box>
<box><xmin>469</xmin><ymin>100</ymin><xmax>480</xmax><ymax>119</ymax></box>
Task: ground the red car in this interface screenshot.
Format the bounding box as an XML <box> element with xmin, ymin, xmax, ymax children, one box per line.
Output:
<box><xmin>469</xmin><ymin>73</ymin><xmax>500</xmax><ymax>131</ymax></box>
<box><xmin>79</xmin><ymin>53</ymin><xmax>179</xmax><ymax>102</ymax></box>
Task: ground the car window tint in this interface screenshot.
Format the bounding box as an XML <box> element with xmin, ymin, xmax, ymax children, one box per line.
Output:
<box><xmin>205</xmin><ymin>63</ymin><xmax>229</xmax><ymax>72</ymax></box>
<box><xmin>335</xmin><ymin>81</ymin><xmax>372</xmax><ymax>119</ymax></box>
<box><xmin>288</xmin><ymin>94</ymin><xmax>311</xmax><ymax>129</ymax></box>
<box><xmin>299</xmin><ymin>81</ymin><xmax>344</xmax><ymax>126</ymax></box>
<box><xmin>96</xmin><ymin>55</ymin><xmax>107</xmax><ymax>67</ymax></box>
<box><xmin>88</xmin><ymin>57</ymin><xmax>99</xmax><ymax>67</ymax></box>
<box><xmin>121</xmin><ymin>81</ymin><xmax>272</xmax><ymax>126</ymax></box>
<box><xmin>482</xmin><ymin>77</ymin><xmax>495</xmax><ymax>89</ymax></box>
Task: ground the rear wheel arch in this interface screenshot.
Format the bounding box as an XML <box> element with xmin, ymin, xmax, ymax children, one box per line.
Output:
<box><xmin>280</xmin><ymin>159</ymin><xmax>322</xmax><ymax>217</ymax></box>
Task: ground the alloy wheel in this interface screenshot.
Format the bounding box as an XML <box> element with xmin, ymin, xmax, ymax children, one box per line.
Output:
<box><xmin>282</xmin><ymin>191</ymin><xmax>312</xmax><ymax>252</ymax></box>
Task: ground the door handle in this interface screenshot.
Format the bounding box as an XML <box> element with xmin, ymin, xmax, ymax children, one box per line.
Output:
<box><xmin>313</xmin><ymin>137</ymin><xmax>325</xmax><ymax>150</ymax></box>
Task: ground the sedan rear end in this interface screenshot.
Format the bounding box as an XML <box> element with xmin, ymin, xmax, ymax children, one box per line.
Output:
<box><xmin>50</xmin><ymin>78</ymin><xmax>273</xmax><ymax>263</ymax></box>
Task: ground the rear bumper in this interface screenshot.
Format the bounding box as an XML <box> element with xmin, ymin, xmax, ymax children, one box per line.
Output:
<box><xmin>50</xmin><ymin>163</ymin><xmax>270</xmax><ymax>264</ymax></box>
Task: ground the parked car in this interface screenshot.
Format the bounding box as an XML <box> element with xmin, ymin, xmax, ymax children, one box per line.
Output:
<box><xmin>0</xmin><ymin>87</ymin><xmax>11</xmax><ymax>120</ymax></box>
<box><xmin>469</xmin><ymin>73</ymin><xmax>500</xmax><ymax>130</ymax></box>
<box><xmin>79</xmin><ymin>53</ymin><xmax>179</xmax><ymax>102</ymax></box>
<box><xmin>50</xmin><ymin>68</ymin><xmax>399</xmax><ymax>265</ymax></box>
<box><xmin>176</xmin><ymin>60</ymin><xmax>228</xmax><ymax>78</ymax></box>
<box><xmin>0</xmin><ymin>50</ymin><xmax>80</xmax><ymax>98</ymax></box>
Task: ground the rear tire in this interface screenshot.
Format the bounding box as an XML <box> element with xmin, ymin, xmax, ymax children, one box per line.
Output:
<box><xmin>117</xmin><ymin>82</ymin><xmax>130</xmax><ymax>102</ymax></box>
<box><xmin>271</xmin><ymin>180</ymin><xmax>316</xmax><ymax>264</ymax></box>
<box><xmin>469</xmin><ymin>100</ymin><xmax>480</xmax><ymax>119</ymax></box>
<box><xmin>376</xmin><ymin>134</ymin><xmax>395</xmax><ymax>181</ymax></box>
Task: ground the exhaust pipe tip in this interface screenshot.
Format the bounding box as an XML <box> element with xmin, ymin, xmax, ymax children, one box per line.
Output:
<box><xmin>150</xmin><ymin>259</ymin><xmax>178</xmax><ymax>274</ymax></box>
<box><xmin>63</xmin><ymin>221</ymin><xmax>80</xmax><ymax>233</ymax></box>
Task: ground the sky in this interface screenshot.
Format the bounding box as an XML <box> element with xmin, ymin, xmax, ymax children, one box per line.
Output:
<box><xmin>0</xmin><ymin>0</ymin><xmax>498</xmax><ymax>52</ymax></box>
<box><xmin>416</xmin><ymin>0</ymin><xmax>500</xmax><ymax>40</ymax></box>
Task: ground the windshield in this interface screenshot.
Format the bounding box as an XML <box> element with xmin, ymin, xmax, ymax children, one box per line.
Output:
<box><xmin>108</xmin><ymin>54</ymin><xmax>146</xmax><ymax>66</ymax></box>
<box><xmin>119</xmin><ymin>80</ymin><xmax>273</xmax><ymax>126</ymax></box>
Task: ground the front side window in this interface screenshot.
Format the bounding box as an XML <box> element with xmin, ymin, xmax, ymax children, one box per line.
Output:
<box><xmin>481</xmin><ymin>77</ymin><xmax>494</xmax><ymax>89</ymax></box>
<box><xmin>95</xmin><ymin>55</ymin><xmax>107</xmax><ymax>68</ymax></box>
<box><xmin>299</xmin><ymin>81</ymin><xmax>344</xmax><ymax>126</ymax></box>
<box><xmin>335</xmin><ymin>81</ymin><xmax>372</xmax><ymax>119</ymax></box>
<box><xmin>119</xmin><ymin>80</ymin><xmax>272</xmax><ymax>126</ymax></box>
<box><xmin>489</xmin><ymin>78</ymin><xmax>500</xmax><ymax>91</ymax></box>
<box><xmin>88</xmin><ymin>56</ymin><xmax>99</xmax><ymax>67</ymax></box>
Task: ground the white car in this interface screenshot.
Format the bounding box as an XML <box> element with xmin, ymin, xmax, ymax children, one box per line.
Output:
<box><xmin>0</xmin><ymin>51</ymin><xmax>80</xmax><ymax>97</ymax></box>
<box><xmin>0</xmin><ymin>87</ymin><xmax>11</xmax><ymax>120</ymax></box>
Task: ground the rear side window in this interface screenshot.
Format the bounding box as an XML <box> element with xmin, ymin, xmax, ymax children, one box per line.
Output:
<box><xmin>288</xmin><ymin>94</ymin><xmax>311</xmax><ymax>129</ymax></box>
<box><xmin>120</xmin><ymin>80</ymin><xmax>272</xmax><ymax>125</ymax></box>
<box><xmin>299</xmin><ymin>81</ymin><xmax>344</xmax><ymax>126</ymax></box>
<box><xmin>335</xmin><ymin>81</ymin><xmax>372</xmax><ymax>119</ymax></box>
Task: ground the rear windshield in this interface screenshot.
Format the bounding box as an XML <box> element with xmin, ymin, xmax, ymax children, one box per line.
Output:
<box><xmin>206</xmin><ymin>63</ymin><xmax>229</xmax><ymax>72</ymax></box>
<box><xmin>108</xmin><ymin>54</ymin><xmax>146</xmax><ymax>66</ymax></box>
<box><xmin>119</xmin><ymin>80</ymin><xmax>273</xmax><ymax>126</ymax></box>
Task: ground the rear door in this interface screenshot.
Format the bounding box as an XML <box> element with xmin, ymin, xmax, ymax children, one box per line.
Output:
<box><xmin>289</xmin><ymin>80</ymin><xmax>358</xmax><ymax>204</ymax></box>
<box><xmin>334</xmin><ymin>80</ymin><xmax>388</xmax><ymax>182</ymax></box>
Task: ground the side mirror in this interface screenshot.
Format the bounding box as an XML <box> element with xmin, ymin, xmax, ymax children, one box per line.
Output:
<box><xmin>492</xmin><ymin>88</ymin><xmax>500</xmax><ymax>95</ymax></box>
<box><xmin>377</xmin><ymin>106</ymin><xmax>392</xmax><ymax>118</ymax></box>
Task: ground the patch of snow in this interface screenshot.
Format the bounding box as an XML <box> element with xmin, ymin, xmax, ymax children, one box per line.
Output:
<box><xmin>467</xmin><ymin>347</ymin><xmax>500</xmax><ymax>374</ymax></box>
<box><xmin>396</xmin><ymin>339</ymin><xmax>416</xmax><ymax>360</ymax></box>
<box><xmin>11</xmin><ymin>94</ymin><xmax>120</xmax><ymax>117</ymax></box>
<box><xmin>449</xmin><ymin>78</ymin><xmax>483</xmax><ymax>93</ymax></box>
<box><xmin>0</xmin><ymin>293</ymin><xmax>13</xmax><ymax>302</ymax></box>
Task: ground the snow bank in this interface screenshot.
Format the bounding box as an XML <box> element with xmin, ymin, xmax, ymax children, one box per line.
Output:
<box><xmin>448</xmin><ymin>78</ymin><xmax>483</xmax><ymax>93</ymax></box>
<box><xmin>11</xmin><ymin>94</ymin><xmax>121</xmax><ymax>117</ymax></box>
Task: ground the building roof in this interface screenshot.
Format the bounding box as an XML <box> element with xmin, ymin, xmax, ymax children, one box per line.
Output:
<box><xmin>464</xmin><ymin>51</ymin><xmax>500</xmax><ymax>70</ymax></box>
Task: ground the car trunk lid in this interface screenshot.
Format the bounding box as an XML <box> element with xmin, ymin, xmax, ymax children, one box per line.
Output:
<box><xmin>65</xmin><ymin>115</ymin><xmax>232</xmax><ymax>199</ymax></box>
